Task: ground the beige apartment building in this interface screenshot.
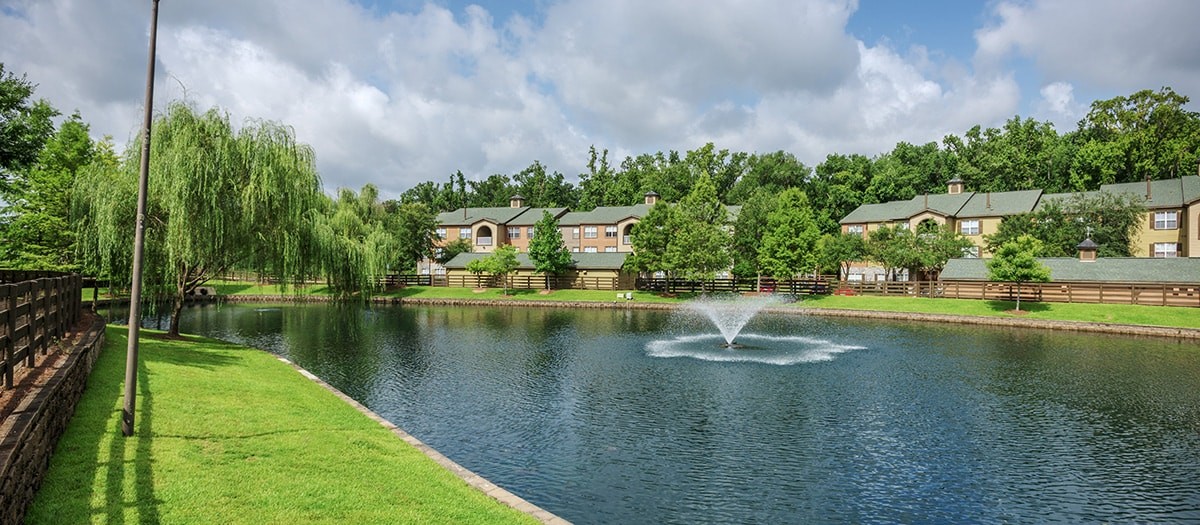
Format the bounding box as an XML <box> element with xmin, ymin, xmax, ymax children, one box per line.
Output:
<box><xmin>839</xmin><ymin>175</ymin><xmax>1200</xmax><ymax>262</ymax></box>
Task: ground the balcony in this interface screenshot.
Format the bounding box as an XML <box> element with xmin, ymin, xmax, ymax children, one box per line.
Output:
<box><xmin>476</xmin><ymin>237</ymin><xmax>493</xmax><ymax>246</ymax></box>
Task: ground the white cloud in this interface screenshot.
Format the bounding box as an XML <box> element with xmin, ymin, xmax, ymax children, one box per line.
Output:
<box><xmin>4</xmin><ymin>0</ymin><xmax>1197</xmax><ymax>199</ymax></box>
<box><xmin>975</xmin><ymin>0</ymin><xmax>1200</xmax><ymax>99</ymax></box>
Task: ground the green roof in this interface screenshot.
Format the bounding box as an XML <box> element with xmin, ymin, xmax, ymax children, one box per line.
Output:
<box><xmin>436</xmin><ymin>206</ymin><xmax>530</xmax><ymax>226</ymax></box>
<box><xmin>941</xmin><ymin>257</ymin><xmax>1200</xmax><ymax>283</ymax></box>
<box><xmin>443</xmin><ymin>251</ymin><xmax>629</xmax><ymax>271</ymax></box>
<box><xmin>505</xmin><ymin>207</ymin><xmax>569</xmax><ymax>226</ymax></box>
<box><xmin>559</xmin><ymin>204</ymin><xmax>650</xmax><ymax>226</ymax></box>
<box><xmin>956</xmin><ymin>189</ymin><xmax>1042</xmax><ymax>218</ymax></box>
<box><xmin>1100</xmin><ymin>176</ymin><xmax>1200</xmax><ymax>208</ymax></box>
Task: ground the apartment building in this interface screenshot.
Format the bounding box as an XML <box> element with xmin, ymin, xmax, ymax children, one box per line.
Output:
<box><xmin>425</xmin><ymin>192</ymin><xmax>661</xmax><ymax>275</ymax></box>
<box><xmin>839</xmin><ymin>175</ymin><xmax>1200</xmax><ymax>260</ymax></box>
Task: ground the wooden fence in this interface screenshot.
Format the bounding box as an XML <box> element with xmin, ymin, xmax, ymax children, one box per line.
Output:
<box><xmin>0</xmin><ymin>271</ymin><xmax>83</xmax><ymax>389</ymax></box>
<box><xmin>635</xmin><ymin>277</ymin><xmax>830</xmax><ymax>295</ymax></box>
<box><xmin>835</xmin><ymin>279</ymin><xmax>1200</xmax><ymax>307</ymax></box>
<box><xmin>431</xmin><ymin>274</ymin><xmax>629</xmax><ymax>291</ymax></box>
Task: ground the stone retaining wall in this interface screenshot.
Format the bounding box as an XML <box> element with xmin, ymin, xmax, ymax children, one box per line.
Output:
<box><xmin>0</xmin><ymin>314</ymin><xmax>106</xmax><ymax>525</ymax></box>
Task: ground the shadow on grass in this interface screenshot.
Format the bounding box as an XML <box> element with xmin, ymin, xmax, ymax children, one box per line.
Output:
<box><xmin>985</xmin><ymin>300</ymin><xmax>1051</xmax><ymax>313</ymax></box>
<box><xmin>211</xmin><ymin>282</ymin><xmax>255</xmax><ymax>295</ymax></box>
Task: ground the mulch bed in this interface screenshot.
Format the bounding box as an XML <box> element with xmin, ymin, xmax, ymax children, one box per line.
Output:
<box><xmin>0</xmin><ymin>312</ymin><xmax>97</xmax><ymax>422</ymax></box>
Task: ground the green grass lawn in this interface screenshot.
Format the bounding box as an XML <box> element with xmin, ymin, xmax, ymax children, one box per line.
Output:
<box><xmin>795</xmin><ymin>294</ymin><xmax>1200</xmax><ymax>329</ymax></box>
<box><xmin>27</xmin><ymin>327</ymin><xmax>538</xmax><ymax>525</ymax></box>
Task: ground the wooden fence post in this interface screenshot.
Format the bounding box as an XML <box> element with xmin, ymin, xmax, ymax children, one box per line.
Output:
<box><xmin>4</xmin><ymin>286</ymin><xmax>13</xmax><ymax>388</ymax></box>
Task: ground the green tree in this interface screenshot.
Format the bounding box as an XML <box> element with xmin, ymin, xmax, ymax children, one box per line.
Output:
<box><xmin>759</xmin><ymin>188</ymin><xmax>821</xmax><ymax>279</ymax></box>
<box><xmin>666</xmin><ymin>173</ymin><xmax>730</xmax><ymax>281</ymax></box>
<box><xmin>0</xmin><ymin>64</ymin><xmax>58</xmax><ymax>190</ymax></box>
<box><xmin>910</xmin><ymin>224</ymin><xmax>976</xmax><ymax>280</ymax></box>
<box><xmin>483</xmin><ymin>244</ymin><xmax>520</xmax><ymax>295</ymax></box>
<box><xmin>624</xmin><ymin>200</ymin><xmax>678</xmax><ymax>277</ymax></box>
<box><xmin>729</xmin><ymin>188</ymin><xmax>777</xmax><ymax>282</ymax></box>
<box><xmin>312</xmin><ymin>185</ymin><xmax>400</xmax><ymax>297</ymax></box>
<box><xmin>1</xmin><ymin>113</ymin><xmax>95</xmax><ymax>270</ymax></box>
<box><xmin>984</xmin><ymin>191</ymin><xmax>1145</xmax><ymax>257</ymax></box>
<box><xmin>75</xmin><ymin>102</ymin><xmax>326</xmax><ymax>336</ymax></box>
<box><xmin>386</xmin><ymin>200</ymin><xmax>438</xmax><ymax>273</ymax></box>
<box><xmin>527</xmin><ymin>210</ymin><xmax>573</xmax><ymax>289</ymax></box>
<box><xmin>1074</xmin><ymin>87</ymin><xmax>1200</xmax><ymax>182</ymax></box>
<box><xmin>817</xmin><ymin>231</ymin><xmax>867</xmax><ymax>280</ymax></box>
<box><xmin>436</xmin><ymin>238</ymin><xmax>473</xmax><ymax>266</ymax></box>
<box><xmin>987</xmin><ymin>234</ymin><xmax>1051</xmax><ymax>311</ymax></box>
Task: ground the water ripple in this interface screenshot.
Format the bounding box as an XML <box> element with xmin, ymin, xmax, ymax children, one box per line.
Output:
<box><xmin>646</xmin><ymin>333</ymin><xmax>866</xmax><ymax>365</ymax></box>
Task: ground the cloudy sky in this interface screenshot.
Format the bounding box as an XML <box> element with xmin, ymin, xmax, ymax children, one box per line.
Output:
<box><xmin>3</xmin><ymin>0</ymin><xmax>1199</xmax><ymax>198</ymax></box>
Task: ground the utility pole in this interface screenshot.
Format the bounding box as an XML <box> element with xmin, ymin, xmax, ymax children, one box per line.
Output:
<box><xmin>124</xmin><ymin>0</ymin><xmax>160</xmax><ymax>437</ymax></box>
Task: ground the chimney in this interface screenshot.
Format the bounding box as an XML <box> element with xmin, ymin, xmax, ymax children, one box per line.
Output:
<box><xmin>644</xmin><ymin>191</ymin><xmax>660</xmax><ymax>206</ymax></box>
<box><xmin>923</xmin><ymin>193</ymin><xmax>929</xmax><ymax>209</ymax></box>
<box><xmin>509</xmin><ymin>194</ymin><xmax>526</xmax><ymax>208</ymax></box>
<box><xmin>1077</xmin><ymin>238</ymin><xmax>1099</xmax><ymax>262</ymax></box>
<box><xmin>986</xmin><ymin>192</ymin><xmax>991</xmax><ymax>210</ymax></box>
<box><xmin>1145</xmin><ymin>176</ymin><xmax>1152</xmax><ymax>199</ymax></box>
<box><xmin>947</xmin><ymin>176</ymin><xmax>965</xmax><ymax>195</ymax></box>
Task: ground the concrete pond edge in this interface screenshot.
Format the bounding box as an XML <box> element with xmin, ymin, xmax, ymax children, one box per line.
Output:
<box><xmin>273</xmin><ymin>355</ymin><xmax>572</xmax><ymax>525</ymax></box>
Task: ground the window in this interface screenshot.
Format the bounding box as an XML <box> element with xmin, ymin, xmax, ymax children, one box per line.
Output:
<box><xmin>847</xmin><ymin>225</ymin><xmax>864</xmax><ymax>235</ymax></box>
<box><xmin>571</xmin><ymin>247</ymin><xmax>580</xmax><ymax>253</ymax></box>
<box><xmin>584</xmin><ymin>226</ymin><xmax>598</xmax><ymax>238</ymax></box>
<box><xmin>604</xmin><ymin>246</ymin><xmax>617</xmax><ymax>253</ymax></box>
<box><xmin>435</xmin><ymin>228</ymin><xmax>446</xmax><ymax>239</ymax></box>
<box><xmin>1154</xmin><ymin>211</ymin><xmax>1179</xmax><ymax>230</ymax></box>
<box><xmin>897</xmin><ymin>223</ymin><xmax>910</xmax><ymax>230</ymax></box>
<box><xmin>507</xmin><ymin>227</ymin><xmax>520</xmax><ymax>239</ymax></box>
<box><xmin>605</xmin><ymin>226</ymin><xmax>618</xmax><ymax>238</ymax></box>
<box><xmin>584</xmin><ymin>246</ymin><xmax>598</xmax><ymax>253</ymax></box>
<box><xmin>572</xmin><ymin>228</ymin><xmax>580</xmax><ymax>239</ymax></box>
<box><xmin>434</xmin><ymin>267</ymin><xmax>446</xmax><ymax>275</ymax></box>
<box><xmin>528</xmin><ymin>227</ymin><xmax>536</xmax><ymax>238</ymax></box>
<box><xmin>962</xmin><ymin>246</ymin><xmax>980</xmax><ymax>258</ymax></box>
<box><xmin>459</xmin><ymin>227</ymin><xmax>472</xmax><ymax>239</ymax></box>
<box><xmin>1153</xmin><ymin>243</ymin><xmax>1180</xmax><ymax>258</ymax></box>
<box><xmin>960</xmin><ymin>220</ymin><xmax>980</xmax><ymax>236</ymax></box>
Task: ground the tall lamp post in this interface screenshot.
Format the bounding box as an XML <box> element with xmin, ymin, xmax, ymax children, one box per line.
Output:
<box><xmin>123</xmin><ymin>0</ymin><xmax>160</xmax><ymax>437</ymax></box>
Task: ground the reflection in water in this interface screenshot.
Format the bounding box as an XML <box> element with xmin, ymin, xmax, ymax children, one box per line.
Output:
<box><xmin>164</xmin><ymin>303</ymin><xmax>1200</xmax><ymax>525</ymax></box>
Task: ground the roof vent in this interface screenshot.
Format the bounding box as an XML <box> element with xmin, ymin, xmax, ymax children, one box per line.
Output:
<box><xmin>947</xmin><ymin>176</ymin><xmax>965</xmax><ymax>195</ymax></box>
<box><xmin>509</xmin><ymin>194</ymin><xmax>526</xmax><ymax>208</ymax></box>
<box><xmin>1077</xmin><ymin>238</ymin><xmax>1099</xmax><ymax>263</ymax></box>
<box><xmin>644</xmin><ymin>191</ymin><xmax>660</xmax><ymax>206</ymax></box>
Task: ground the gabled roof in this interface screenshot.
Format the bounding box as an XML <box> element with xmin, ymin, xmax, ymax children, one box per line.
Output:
<box><xmin>840</xmin><ymin>193</ymin><xmax>972</xmax><ymax>224</ymax></box>
<box><xmin>559</xmin><ymin>204</ymin><xmax>651</xmax><ymax>226</ymax></box>
<box><xmin>442</xmin><ymin>252</ymin><xmax>629</xmax><ymax>271</ymax></box>
<box><xmin>941</xmin><ymin>257</ymin><xmax>1200</xmax><ymax>283</ymax></box>
<box><xmin>506</xmin><ymin>207</ymin><xmax>569</xmax><ymax>226</ymax></box>
<box><xmin>437</xmin><ymin>206</ymin><xmax>529</xmax><ymax>226</ymax></box>
<box><xmin>1100</xmin><ymin>176</ymin><xmax>1200</xmax><ymax>208</ymax></box>
<box><xmin>956</xmin><ymin>189</ymin><xmax>1042</xmax><ymax>218</ymax></box>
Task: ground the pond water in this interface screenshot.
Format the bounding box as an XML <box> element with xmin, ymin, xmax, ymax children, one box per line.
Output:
<box><xmin>140</xmin><ymin>302</ymin><xmax>1200</xmax><ymax>524</ymax></box>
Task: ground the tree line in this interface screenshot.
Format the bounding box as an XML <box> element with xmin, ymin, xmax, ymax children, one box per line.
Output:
<box><xmin>2</xmin><ymin>61</ymin><xmax>1197</xmax><ymax>328</ymax></box>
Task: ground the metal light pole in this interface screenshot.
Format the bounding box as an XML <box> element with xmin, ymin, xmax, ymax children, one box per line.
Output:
<box><xmin>123</xmin><ymin>0</ymin><xmax>160</xmax><ymax>437</ymax></box>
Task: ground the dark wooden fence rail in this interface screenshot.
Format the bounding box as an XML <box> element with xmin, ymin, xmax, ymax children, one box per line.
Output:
<box><xmin>635</xmin><ymin>277</ymin><xmax>831</xmax><ymax>295</ymax></box>
<box><xmin>836</xmin><ymin>279</ymin><xmax>1200</xmax><ymax>307</ymax></box>
<box><xmin>0</xmin><ymin>271</ymin><xmax>83</xmax><ymax>389</ymax></box>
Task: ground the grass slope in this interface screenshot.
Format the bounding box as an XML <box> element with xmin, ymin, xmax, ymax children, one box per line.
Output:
<box><xmin>27</xmin><ymin>327</ymin><xmax>537</xmax><ymax>525</ymax></box>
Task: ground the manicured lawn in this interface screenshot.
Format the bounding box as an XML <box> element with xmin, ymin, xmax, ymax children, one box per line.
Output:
<box><xmin>796</xmin><ymin>294</ymin><xmax>1200</xmax><ymax>329</ymax></box>
<box><xmin>27</xmin><ymin>327</ymin><xmax>538</xmax><ymax>525</ymax></box>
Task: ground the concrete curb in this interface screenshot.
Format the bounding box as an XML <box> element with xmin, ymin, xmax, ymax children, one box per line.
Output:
<box><xmin>273</xmin><ymin>356</ymin><xmax>571</xmax><ymax>525</ymax></box>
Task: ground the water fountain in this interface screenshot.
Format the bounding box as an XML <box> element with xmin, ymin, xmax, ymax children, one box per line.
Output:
<box><xmin>645</xmin><ymin>293</ymin><xmax>865</xmax><ymax>365</ymax></box>
<box><xmin>687</xmin><ymin>293</ymin><xmax>782</xmax><ymax>348</ymax></box>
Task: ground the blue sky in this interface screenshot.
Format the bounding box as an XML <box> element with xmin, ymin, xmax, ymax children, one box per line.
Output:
<box><xmin>3</xmin><ymin>0</ymin><xmax>1199</xmax><ymax>198</ymax></box>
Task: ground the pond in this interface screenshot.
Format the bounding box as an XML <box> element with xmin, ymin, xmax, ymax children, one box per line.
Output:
<box><xmin>138</xmin><ymin>302</ymin><xmax>1200</xmax><ymax>524</ymax></box>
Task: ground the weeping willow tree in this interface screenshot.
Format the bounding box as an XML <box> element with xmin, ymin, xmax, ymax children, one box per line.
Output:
<box><xmin>75</xmin><ymin>102</ymin><xmax>325</xmax><ymax>336</ymax></box>
<box><xmin>311</xmin><ymin>184</ymin><xmax>401</xmax><ymax>297</ymax></box>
